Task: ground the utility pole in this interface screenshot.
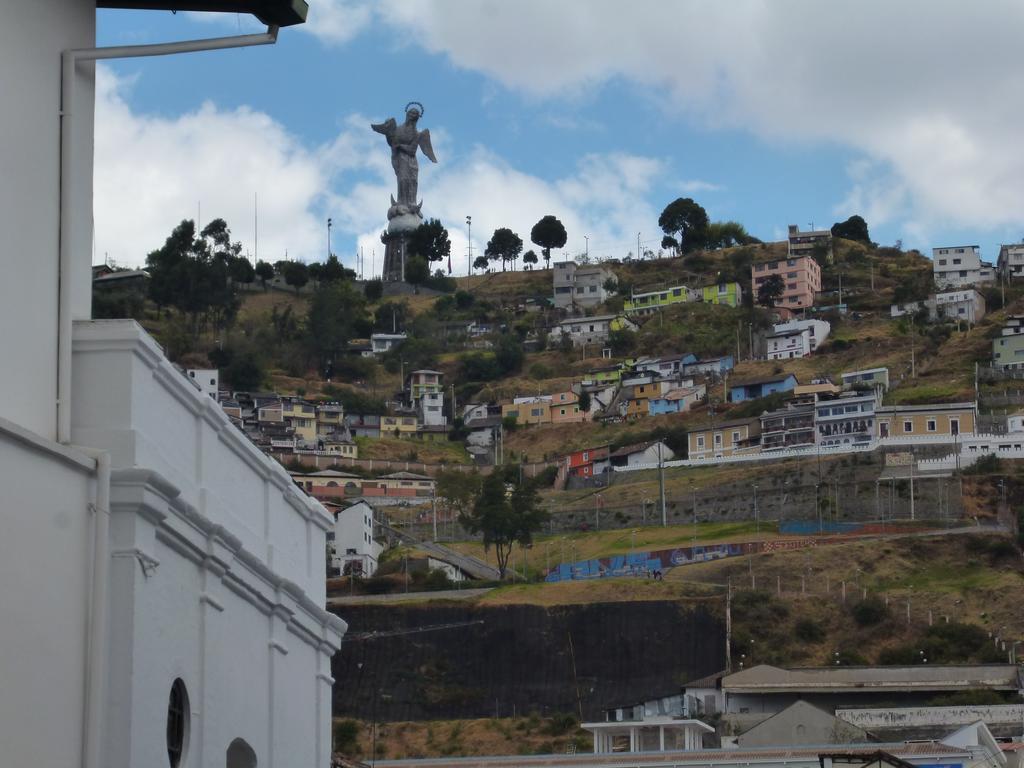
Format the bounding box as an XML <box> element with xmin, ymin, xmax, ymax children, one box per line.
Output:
<box><xmin>637</xmin><ymin>232</ymin><xmax>642</xmax><ymax>261</ymax></box>
<box><xmin>838</xmin><ymin>272</ymin><xmax>843</xmax><ymax>308</ymax></box>
<box><xmin>658</xmin><ymin>442</ymin><xmax>667</xmax><ymax>526</ymax></box>
<box><xmin>725</xmin><ymin>580</ymin><xmax>733</xmax><ymax>672</ymax></box>
<box><xmin>466</xmin><ymin>215</ymin><xmax>472</xmax><ymax>276</ymax></box>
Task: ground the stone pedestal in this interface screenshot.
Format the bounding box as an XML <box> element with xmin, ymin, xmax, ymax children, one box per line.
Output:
<box><xmin>380</xmin><ymin>206</ymin><xmax>422</xmax><ymax>282</ymax></box>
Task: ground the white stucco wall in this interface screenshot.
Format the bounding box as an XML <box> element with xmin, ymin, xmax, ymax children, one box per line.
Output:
<box><xmin>0</xmin><ymin>0</ymin><xmax>95</xmax><ymax>439</ymax></box>
<box><xmin>0</xmin><ymin>421</ymin><xmax>96</xmax><ymax>768</ymax></box>
<box><xmin>71</xmin><ymin>320</ymin><xmax>330</xmax><ymax>600</ymax></box>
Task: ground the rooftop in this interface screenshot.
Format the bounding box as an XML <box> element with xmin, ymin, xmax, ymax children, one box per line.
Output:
<box><xmin>97</xmin><ymin>0</ymin><xmax>309</xmax><ymax>26</ymax></box>
<box><xmin>722</xmin><ymin>663</ymin><xmax>1020</xmax><ymax>693</ymax></box>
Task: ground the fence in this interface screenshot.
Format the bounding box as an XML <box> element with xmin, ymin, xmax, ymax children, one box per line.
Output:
<box><xmin>269</xmin><ymin>450</ymin><xmax>556</xmax><ymax>478</ymax></box>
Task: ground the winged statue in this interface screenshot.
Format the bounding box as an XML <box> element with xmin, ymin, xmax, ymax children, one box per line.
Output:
<box><xmin>371</xmin><ymin>102</ymin><xmax>437</xmax><ymax>208</ymax></box>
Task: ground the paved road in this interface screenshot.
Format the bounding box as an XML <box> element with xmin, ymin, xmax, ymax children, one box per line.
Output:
<box><xmin>327</xmin><ymin>587</ymin><xmax>492</xmax><ymax>606</ymax></box>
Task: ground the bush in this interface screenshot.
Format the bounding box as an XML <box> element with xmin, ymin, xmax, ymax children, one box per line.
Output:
<box><xmin>794</xmin><ymin>618</ymin><xmax>825</xmax><ymax>643</ymax></box>
<box><xmin>333</xmin><ymin>719</ymin><xmax>360</xmax><ymax>754</ymax></box>
<box><xmin>542</xmin><ymin>713</ymin><xmax>579</xmax><ymax>736</ymax></box>
<box><xmin>422</xmin><ymin>568</ymin><xmax>454</xmax><ymax>591</ymax></box>
<box><xmin>851</xmin><ymin>596</ymin><xmax>888</xmax><ymax>627</ymax></box>
<box><xmin>364</xmin><ymin>279</ymin><xmax>383</xmax><ymax>302</ymax></box>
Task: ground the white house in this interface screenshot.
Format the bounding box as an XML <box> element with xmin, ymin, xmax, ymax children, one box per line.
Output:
<box><xmin>368</xmin><ymin>332</ymin><xmax>406</xmax><ymax>357</ymax></box>
<box><xmin>551</xmin><ymin>314</ymin><xmax>637</xmax><ymax>347</ymax></box>
<box><xmin>329</xmin><ymin>501</ymin><xmax>383</xmax><ymax>577</ymax></box>
<box><xmin>998</xmin><ymin>242</ymin><xmax>1024</xmax><ymax>280</ymax></box>
<box><xmin>775</xmin><ymin>318</ymin><xmax>831</xmax><ymax>351</ymax></box>
<box><xmin>0</xmin><ymin>3</ymin><xmax>344</xmax><ymax>768</ymax></box>
<box><xmin>933</xmin><ymin>245</ymin><xmax>996</xmax><ymax>288</ymax></box>
<box><xmin>934</xmin><ymin>289</ymin><xmax>986</xmax><ymax>324</ymax></box>
<box><xmin>553</xmin><ymin>261</ymin><xmax>616</xmax><ymax>309</ymax></box>
<box><xmin>186</xmin><ymin>367</ymin><xmax>220</xmax><ymax>400</ymax></box>
<box><xmin>418</xmin><ymin>390</ymin><xmax>447</xmax><ymax>427</ymax></box>
<box><xmin>609</xmin><ymin>440</ymin><xmax>675</xmax><ymax>468</ymax></box>
<box><xmin>766</xmin><ymin>326</ymin><xmax>812</xmax><ymax>359</ymax></box>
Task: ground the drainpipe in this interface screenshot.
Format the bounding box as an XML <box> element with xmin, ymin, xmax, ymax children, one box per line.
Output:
<box><xmin>76</xmin><ymin>447</ymin><xmax>110</xmax><ymax>768</ymax></box>
<box><xmin>57</xmin><ymin>25</ymin><xmax>280</xmax><ymax>442</ymax></box>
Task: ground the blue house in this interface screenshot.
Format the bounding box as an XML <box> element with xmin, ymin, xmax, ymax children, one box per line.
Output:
<box><xmin>729</xmin><ymin>373</ymin><xmax>798</xmax><ymax>402</ymax></box>
<box><xmin>684</xmin><ymin>355</ymin><xmax>735</xmax><ymax>376</ymax></box>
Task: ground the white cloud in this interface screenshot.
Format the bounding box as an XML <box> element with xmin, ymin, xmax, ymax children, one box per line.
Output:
<box><xmin>372</xmin><ymin>0</ymin><xmax>1024</xmax><ymax>237</ymax></box>
<box><xmin>187</xmin><ymin>0</ymin><xmax>372</xmax><ymax>44</ymax></box>
<box><xmin>94</xmin><ymin>65</ymin><xmax>332</xmax><ymax>267</ymax></box>
<box><xmin>94</xmin><ymin>66</ymin><xmax>664</xmax><ymax>273</ymax></box>
<box><xmin>678</xmin><ymin>180</ymin><xmax>723</xmax><ymax>194</ymax></box>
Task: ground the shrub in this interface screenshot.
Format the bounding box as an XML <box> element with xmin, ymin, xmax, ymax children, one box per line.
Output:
<box><xmin>851</xmin><ymin>596</ymin><xmax>888</xmax><ymax>627</ymax></box>
<box><xmin>333</xmin><ymin>719</ymin><xmax>360</xmax><ymax>754</ymax></box>
<box><xmin>542</xmin><ymin>713</ymin><xmax>579</xmax><ymax>736</ymax></box>
<box><xmin>795</xmin><ymin>618</ymin><xmax>825</xmax><ymax>643</ymax></box>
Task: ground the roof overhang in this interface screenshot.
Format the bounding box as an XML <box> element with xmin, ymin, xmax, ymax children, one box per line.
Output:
<box><xmin>97</xmin><ymin>0</ymin><xmax>309</xmax><ymax>27</ymax></box>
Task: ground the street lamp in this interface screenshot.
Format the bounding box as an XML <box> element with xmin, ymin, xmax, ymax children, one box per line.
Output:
<box><xmin>584</xmin><ymin>234</ymin><xmax>589</xmax><ymax>261</ymax></box>
<box><xmin>327</xmin><ymin>217</ymin><xmax>333</xmax><ymax>260</ymax></box>
<box><xmin>466</xmin><ymin>215</ymin><xmax>472</xmax><ymax>276</ymax></box>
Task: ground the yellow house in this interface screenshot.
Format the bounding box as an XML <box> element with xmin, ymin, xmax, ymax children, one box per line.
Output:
<box><xmin>688</xmin><ymin>418</ymin><xmax>761</xmax><ymax>460</ymax></box>
<box><xmin>381</xmin><ymin>415</ymin><xmax>419</xmax><ymax>435</ymax></box>
<box><xmin>501</xmin><ymin>398</ymin><xmax>552</xmax><ymax>426</ymax></box>
<box><xmin>875</xmin><ymin>402</ymin><xmax>976</xmax><ymax>439</ymax></box>
<box><xmin>550</xmin><ymin>390</ymin><xmax>586</xmax><ymax>424</ymax></box>
<box><xmin>322</xmin><ymin>440</ymin><xmax>358</xmax><ymax>458</ymax></box>
<box><xmin>316</xmin><ymin>402</ymin><xmax>345</xmax><ymax>434</ymax></box>
<box><xmin>282</xmin><ymin>398</ymin><xmax>317</xmax><ymax>443</ymax></box>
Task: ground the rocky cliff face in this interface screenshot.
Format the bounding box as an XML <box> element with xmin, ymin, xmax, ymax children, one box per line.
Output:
<box><xmin>331</xmin><ymin>600</ymin><xmax>725</xmax><ymax>721</ymax></box>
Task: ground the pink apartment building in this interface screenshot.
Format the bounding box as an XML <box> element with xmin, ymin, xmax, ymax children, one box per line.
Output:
<box><xmin>751</xmin><ymin>254</ymin><xmax>822</xmax><ymax>310</ymax></box>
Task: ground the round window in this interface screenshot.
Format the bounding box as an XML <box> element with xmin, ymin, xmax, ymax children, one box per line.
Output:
<box><xmin>166</xmin><ymin>678</ymin><xmax>189</xmax><ymax>767</ymax></box>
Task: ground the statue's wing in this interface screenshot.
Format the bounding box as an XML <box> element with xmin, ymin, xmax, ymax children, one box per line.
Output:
<box><xmin>371</xmin><ymin>117</ymin><xmax>397</xmax><ymax>140</ymax></box>
<box><xmin>418</xmin><ymin>129</ymin><xmax>438</xmax><ymax>163</ymax></box>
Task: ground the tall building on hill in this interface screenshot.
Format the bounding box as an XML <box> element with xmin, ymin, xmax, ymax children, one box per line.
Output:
<box><xmin>0</xmin><ymin>3</ymin><xmax>345</xmax><ymax>767</ymax></box>
<box><xmin>787</xmin><ymin>224</ymin><xmax>832</xmax><ymax>262</ymax></box>
<box><xmin>933</xmin><ymin>245</ymin><xmax>996</xmax><ymax>288</ymax></box>
<box><xmin>553</xmin><ymin>261</ymin><xmax>616</xmax><ymax>310</ymax></box>
<box><xmin>751</xmin><ymin>254</ymin><xmax>821</xmax><ymax>310</ymax></box>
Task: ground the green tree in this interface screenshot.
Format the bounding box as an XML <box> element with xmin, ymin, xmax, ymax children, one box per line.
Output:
<box><xmin>307</xmin><ymin>280</ymin><xmax>367</xmax><ymax>377</ymax></box>
<box><xmin>224</xmin><ymin>349</ymin><xmax>265</xmax><ymax>390</ymax></box>
<box><xmin>831</xmin><ymin>215</ymin><xmax>871</xmax><ymax>243</ymax></box>
<box><xmin>485</xmin><ymin>227</ymin><xmax>523</xmax><ymax>272</ymax></box>
<box><xmin>704</xmin><ymin>221</ymin><xmax>759</xmax><ymax>249</ymax></box>
<box><xmin>522</xmin><ymin>250</ymin><xmax>538</xmax><ymax>269</ymax></box>
<box><xmin>530</xmin><ymin>215</ymin><xmax>567</xmax><ymax>268</ymax></box>
<box><xmin>473</xmin><ymin>254</ymin><xmax>490</xmax><ymax>272</ymax></box>
<box><xmin>227</xmin><ymin>255</ymin><xmax>255</xmax><ymax>285</ymax></box>
<box><xmin>255</xmin><ymin>260</ymin><xmax>275</xmax><ymax>290</ymax></box>
<box><xmin>436</xmin><ymin>469</ymin><xmax>482</xmax><ymax>526</ymax></box>
<box><xmin>404</xmin><ymin>255</ymin><xmax>430</xmax><ymax>285</ymax></box>
<box><xmin>757</xmin><ymin>274</ymin><xmax>785</xmax><ymax>307</ymax></box>
<box><xmin>409</xmin><ymin>218</ymin><xmax>452</xmax><ymax>266</ymax></box>
<box><xmin>658</xmin><ymin>197</ymin><xmax>709</xmax><ymax>253</ymax></box>
<box><xmin>494</xmin><ymin>333</ymin><xmax>525</xmax><ymax>375</ymax></box>
<box><xmin>460</xmin><ymin>473</ymin><xmax>549</xmax><ymax>578</ymax></box>
<box><xmin>320</xmin><ymin>254</ymin><xmax>351</xmax><ymax>283</ymax></box>
<box><xmin>577</xmin><ymin>390</ymin><xmax>591</xmax><ymax>414</ymax></box>
<box><xmin>283</xmin><ymin>261</ymin><xmax>309</xmax><ymax>293</ymax></box>
<box><xmin>364</xmin><ymin>278</ymin><xmax>383</xmax><ymax>302</ymax></box>
<box><xmin>608</xmin><ymin>328</ymin><xmax>637</xmax><ymax>356</ymax></box>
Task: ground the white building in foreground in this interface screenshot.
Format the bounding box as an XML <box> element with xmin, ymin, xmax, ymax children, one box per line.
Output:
<box><xmin>0</xmin><ymin>3</ymin><xmax>344</xmax><ymax>767</ymax></box>
<box><xmin>329</xmin><ymin>500</ymin><xmax>383</xmax><ymax>577</ymax></box>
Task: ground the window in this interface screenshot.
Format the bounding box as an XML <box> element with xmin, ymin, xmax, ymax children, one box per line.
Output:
<box><xmin>953</xmin><ymin>258</ymin><xmax>962</xmax><ymax>265</ymax></box>
<box><xmin>582</xmin><ymin>452</ymin><xmax>589</xmax><ymax>461</ymax></box>
<box><xmin>787</xmin><ymin>258</ymin><xmax>796</xmax><ymax>266</ymax></box>
<box><xmin>714</xmin><ymin>433</ymin><xmax>722</xmax><ymax>446</ymax></box>
<box><xmin>167</xmin><ymin>679</ymin><xmax>190</xmax><ymax>768</ymax></box>
<box><xmin>938</xmin><ymin>259</ymin><xmax>947</xmax><ymax>266</ymax></box>
<box><xmin>787</xmin><ymin>271</ymin><xmax>797</xmax><ymax>278</ymax></box>
<box><xmin>732</xmin><ymin>431</ymin><xmax>740</xmax><ymax>443</ymax></box>
<box><xmin>903</xmin><ymin>420</ymin><xmax>913</xmax><ymax>433</ymax></box>
<box><xmin>951</xmin><ymin>418</ymin><xmax>960</xmax><ymax>435</ymax></box>
<box><xmin>927</xmin><ymin>419</ymin><xmax>937</xmax><ymax>432</ymax></box>
<box><xmin>589</xmin><ymin>285</ymin><xmax>597</xmax><ymax>292</ymax></box>
<box><xmin>755</xmin><ymin>263</ymin><xmax>765</xmax><ymax>272</ymax></box>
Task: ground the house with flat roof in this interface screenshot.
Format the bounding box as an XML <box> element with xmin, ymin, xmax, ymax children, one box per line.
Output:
<box><xmin>624</xmin><ymin>284</ymin><xmax>693</xmax><ymax>315</ymax></box>
<box><xmin>721</xmin><ymin>663</ymin><xmax>1020</xmax><ymax>716</ymax></box>
<box><xmin>998</xmin><ymin>242</ymin><xmax>1024</xmax><ymax>280</ymax></box>
<box><xmin>933</xmin><ymin>246</ymin><xmax>995</xmax><ymax>289</ymax></box>
<box><xmin>688</xmin><ymin>418</ymin><xmax>762</xmax><ymax>460</ymax></box>
<box><xmin>842</xmin><ymin>367</ymin><xmax>890</xmax><ymax>391</ymax></box>
<box><xmin>752</xmin><ymin>254</ymin><xmax>822</xmax><ymax>311</ymax></box>
<box><xmin>875</xmin><ymin>402</ymin><xmax>976</xmax><ymax>439</ymax></box>
<box><xmin>787</xmin><ymin>223</ymin><xmax>833</xmax><ymax>262</ymax></box>
<box><xmin>553</xmin><ymin>261</ymin><xmax>616</xmax><ymax>309</ymax></box>
<box><xmin>729</xmin><ymin>373</ymin><xmax>799</xmax><ymax>402</ymax></box>
<box><xmin>551</xmin><ymin>314</ymin><xmax>637</xmax><ymax>348</ymax></box>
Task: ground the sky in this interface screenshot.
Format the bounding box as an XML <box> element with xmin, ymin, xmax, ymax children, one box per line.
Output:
<box><xmin>94</xmin><ymin>1</ymin><xmax>1024</xmax><ymax>275</ymax></box>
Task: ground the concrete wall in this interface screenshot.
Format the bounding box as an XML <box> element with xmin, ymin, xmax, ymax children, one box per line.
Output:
<box><xmin>836</xmin><ymin>704</ymin><xmax>1024</xmax><ymax>730</ymax></box>
<box><xmin>0</xmin><ymin>0</ymin><xmax>95</xmax><ymax>439</ymax></box>
<box><xmin>0</xmin><ymin>421</ymin><xmax>96</xmax><ymax>768</ymax></box>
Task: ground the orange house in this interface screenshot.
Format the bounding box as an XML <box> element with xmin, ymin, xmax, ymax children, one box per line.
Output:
<box><xmin>550</xmin><ymin>390</ymin><xmax>586</xmax><ymax>424</ymax></box>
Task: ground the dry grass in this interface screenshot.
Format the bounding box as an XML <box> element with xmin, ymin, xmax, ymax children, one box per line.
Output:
<box><xmin>340</xmin><ymin>716</ymin><xmax>588</xmax><ymax>761</ymax></box>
